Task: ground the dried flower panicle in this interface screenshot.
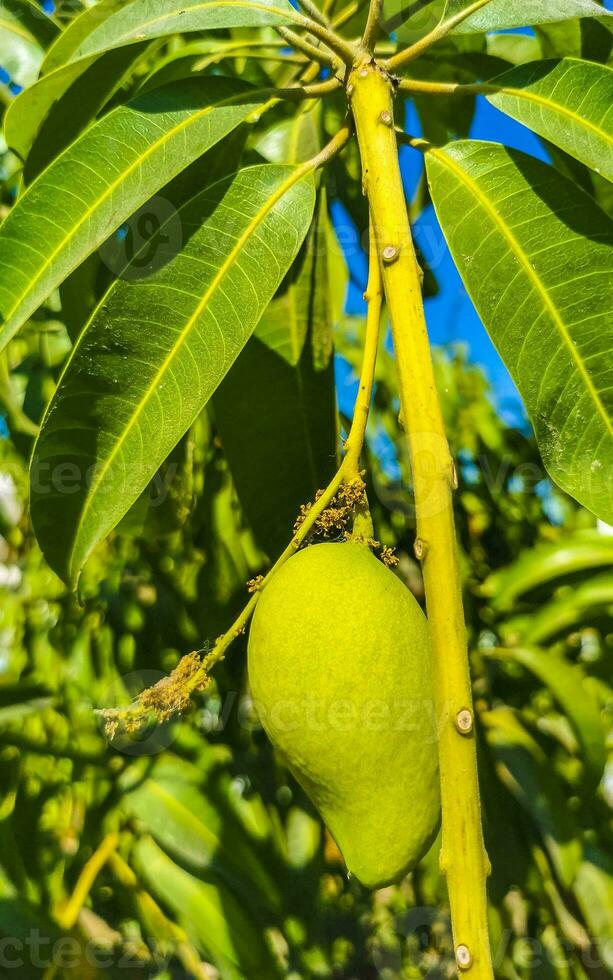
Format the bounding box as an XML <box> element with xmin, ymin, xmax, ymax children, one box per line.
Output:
<box><xmin>97</xmin><ymin>651</ymin><xmax>210</xmax><ymax>739</ymax></box>
<box><xmin>294</xmin><ymin>476</ymin><xmax>368</xmax><ymax>539</ymax></box>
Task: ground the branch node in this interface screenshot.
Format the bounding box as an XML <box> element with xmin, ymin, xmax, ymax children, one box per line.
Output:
<box><xmin>413</xmin><ymin>537</ymin><xmax>428</xmax><ymax>561</ymax></box>
<box><xmin>382</xmin><ymin>244</ymin><xmax>399</xmax><ymax>263</ymax></box>
<box><xmin>455</xmin><ymin>708</ymin><xmax>473</xmax><ymax>735</ymax></box>
<box><xmin>379</xmin><ymin>109</ymin><xmax>392</xmax><ymax>126</ymax></box>
<box><xmin>456</xmin><ymin>945</ymin><xmax>473</xmax><ymax>971</ymax></box>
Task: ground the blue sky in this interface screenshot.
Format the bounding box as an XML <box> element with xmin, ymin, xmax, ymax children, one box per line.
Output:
<box><xmin>335</xmin><ymin>11</ymin><xmax>612</xmax><ymax>428</ymax></box>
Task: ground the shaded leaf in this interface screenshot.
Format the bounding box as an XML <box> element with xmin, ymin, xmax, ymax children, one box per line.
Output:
<box><xmin>485</xmin><ymin>646</ymin><xmax>606</xmax><ymax>789</ymax></box>
<box><xmin>483</xmin><ymin>707</ymin><xmax>582</xmax><ymax>885</ymax></box>
<box><xmin>214</xmin><ymin>168</ymin><xmax>342</xmax><ymax>556</ymax></box>
<box><xmin>0</xmin><ymin>77</ymin><xmax>265</xmax><ymax>349</ymax></box>
<box><xmin>485</xmin><ymin>58</ymin><xmax>613</xmax><ymax>180</ymax></box>
<box><xmin>30</xmin><ymin>164</ymin><xmax>315</xmax><ymax>585</ymax></box>
<box><xmin>133</xmin><ymin>835</ymin><xmax>280</xmax><ymax>978</ymax></box>
<box><xmin>500</xmin><ymin>569</ymin><xmax>613</xmax><ymax>643</ymax></box>
<box><xmin>427</xmin><ymin>141</ymin><xmax>613</xmax><ymax>523</ymax></box>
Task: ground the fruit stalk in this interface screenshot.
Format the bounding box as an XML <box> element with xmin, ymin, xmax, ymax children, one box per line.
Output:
<box><xmin>348</xmin><ymin>60</ymin><xmax>493</xmax><ymax>978</ymax></box>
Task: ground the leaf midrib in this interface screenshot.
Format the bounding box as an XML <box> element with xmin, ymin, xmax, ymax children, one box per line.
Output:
<box><xmin>489</xmin><ymin>75</ymin><xmax>613</xmax><ymax>148</ymax></box>
<box><xmin>430</xmin><ymin>145</ymin><xmax>612</xmax><ymax>440</ymax></box>
<box><xmin>0</xmin><ymin>91</ymin><xmax>250</xmax><ymax>338</ymax></box>
<box><xmin>79</xmin><ymin>0</ymin><xmax>295</xmax><ymax>55</ymax></box>
<box><xmin>69</xmin><ymin>164</ymin><xmax>312</xmax><ymax>578</ymax></box>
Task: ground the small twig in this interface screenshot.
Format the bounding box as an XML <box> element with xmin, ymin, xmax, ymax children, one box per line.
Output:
<box><xmin>361</xmin><ymin>0</ymin><xmax>384</xmax><ymax>54</ymax></box>
<box><xmin>385</xmin><ymin>0</ymin><xmax>496</xmax><ymax>71</ymax></box>
<box><xmin>286</xmin><ymin>9</ymin><xmax>357</xmax><ymax>63</ymax></box>
<box><xmin>295</xmin><ymin>0</ymin><xmax>332</xmax><ymax>28</ymax></box>
<box><xmin>276</xmin><ymin>26</ymin><xmax>340</xmax><ymax>69</ymax></box>
<box><xmin>331</xmin><ymin>0</ymin><xmax>369</xmax><ymax>30</ymax></box>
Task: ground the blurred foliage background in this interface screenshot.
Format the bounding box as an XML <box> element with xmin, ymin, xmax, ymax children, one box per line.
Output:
<box><xmin>0</xmin><ymin>1</ymin><xmax>612</xmax><ymax>978</ymax></box>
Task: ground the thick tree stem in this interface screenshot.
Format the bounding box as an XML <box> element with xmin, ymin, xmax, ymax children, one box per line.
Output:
<box><xmin>348</xmin><ymin>60</ymin><xmax>493</xmax><ymax>979</ymax></box>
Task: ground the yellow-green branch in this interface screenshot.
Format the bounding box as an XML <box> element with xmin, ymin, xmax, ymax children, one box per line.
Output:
<box><xmin>385</xmin><ymin>0</ymin><xmax>496</xmax><ymax>71</ymax></box>
<box><xmin>347</xmin><ymin>58</ymin><xmax>493</xmax><ymax>978</ymax></box>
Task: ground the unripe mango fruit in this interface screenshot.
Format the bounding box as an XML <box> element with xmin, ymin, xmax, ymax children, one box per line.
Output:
<box><xmin>248</xmin><ymin>541</ymin><xmax>440</xmax><ymax>888</ymax></box>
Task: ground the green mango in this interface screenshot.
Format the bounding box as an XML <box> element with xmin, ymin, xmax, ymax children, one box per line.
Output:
<box><xmin>248</xmin><ymin>541</ymin><xmax>440</xmax><ymax>888</ymax></box>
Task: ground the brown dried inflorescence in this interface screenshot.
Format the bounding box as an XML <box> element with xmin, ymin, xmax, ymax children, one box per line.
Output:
<box><xmin>294</xmin><ymin>476</ymin><xmax>368</xmax><ymax>539</ymax></box>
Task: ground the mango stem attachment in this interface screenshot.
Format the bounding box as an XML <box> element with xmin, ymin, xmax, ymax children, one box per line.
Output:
<box><xmin>347</xmin><ymin>59</ymin><xmax>493</xmax><ymax>978</ymax></box>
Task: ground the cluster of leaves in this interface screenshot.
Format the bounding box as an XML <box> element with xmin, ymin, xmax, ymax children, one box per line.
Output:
<box><xmin>0</xmin><ymin>0</ymin><xmax>611</xmax><ymax>977</ymax></box>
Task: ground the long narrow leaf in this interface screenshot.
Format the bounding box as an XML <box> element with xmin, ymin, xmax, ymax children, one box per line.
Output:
<box><xmin>427</xmin><ymin>141</ymin><xmax>613</xmax><ymax>523</ymax></box>
<box><xmin>0</xmin><ymin>77</ymin><xmax>265</xmax><ymax>349</ymax></box>
<box><xmin>30</xmin><ymin>164</ymin><xmax>316</xmax><ymax>585</ymax></box>
<box><xmin>72</xmin><ymin>0</ymin><xmax>295</xmax><ymax>62</ymax></box>
<box><xmin>485</xmin><ymin>58</ymin><xmax>613</xmax><ymax>181</ymax></box>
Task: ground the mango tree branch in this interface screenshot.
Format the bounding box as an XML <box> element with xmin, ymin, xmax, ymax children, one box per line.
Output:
<box><xmin>276</xmin><ymin>26</ymin><xmax>341</xmax><ymax>69</ymax></box>
<box><xmin>347</xmin><ymin>59</ymin><xmax>493</xmax><ymax>978</ymax></box>
<box><xmin>285</xmin><ymin>9</ymin><xmax>358</xmax><ymax>63</ymax></box>
<box><xmin>385</xmin><ymin>0</ymin><xmax>496</xmax><ymax>71</ymax></box>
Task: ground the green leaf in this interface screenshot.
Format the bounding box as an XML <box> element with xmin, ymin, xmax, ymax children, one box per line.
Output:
<box><xmin>133</xmin><ymin>836</ymin><xmax>280</xmax><ymax>979</ymax></box>
<box><xmin>500</xmin><ymin>570</ymin><xmax>613</xmax><ymax>643</ymax></box>
<box><xmin>481</xmin><ymin>530</ymin><xmax>613</xmax><ymax>609</ymax></box>
<box><xmin>485</xmin><ymin>59</ymin><xmax>613</xmax><ymax>180</ymax></box>
<box><xmin>0</xmin><ymin>77</ymin><xmax>265</xmax><ymax>349</ymax></box>
<box><xmin>573</xmin><ymin>848</ymin><xmax>613</xmax><ymax>971</ymax></box>
<box><xmin>447</xmin><ymin>0</ymin><xmax>610</xmax><ymax>34</ymax></box>
<box><xmin>485</xmin><ymin>646</ymin><xmax>607</xmax><ymax>789</ymax></box>
<box><xmin>30</xmin><ymin>163</ymin><xmax>315</xmax><ymax>585</ymax></box>
<box><xmin>214</xmin><ymin>113</ymin><xmax>342</xmax><ymax>556</ymax></box>
<box><xmin>71</xmin><ymin>0</ymin><xmax>295</xmax><ymax>62</ymax></box>
<box><xmin>0</xmin><ymin>7</ymin><xmax>44</xmax><ymax>90</ymax></box>
<box><xmin>41</xmin><ymin>0</ymin><xmax>127</xmax><ymax>73</ymax></box>
<box><xmin>426</xmin><ymin>141</ymin><xmax>613</xmax><ymax>523</ymax></box>
<box><xmin>483</xmin><ymin>707</ymin><xmax>582</xmax><ymax>885</ymax></box>
<box><xmin>122</xmin><ymin>757</ymin><xmax>281</xmax><ymax>911</ymax></box>
<box><xmin>24</xmin><ymin>47</ymin><xmax>151</xmax><ymax>184</ymax></box>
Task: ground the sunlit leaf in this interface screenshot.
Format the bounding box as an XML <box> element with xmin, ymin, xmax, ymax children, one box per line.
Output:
<box><xmin>485</xmin><ymin>58</ymin><xmax>613</xmax><ymax>180</ymax></box>
<box><xmin>30</xmin><ymin>163</ymin><xmax>315</xmax><ymax>585</ymax></box>
<box><xmin>447</xmin><ymin>0</ymin><xmax>610</xmax><ymax>34</ymax></box>
<box><xmin>0</xmin><ymin>77</ymin><xmax>265</xmax><ymax>350</ymax></box>
<box><xmin>427</xmin><ymin>141</ymin><xmax>613</xmax><ymax>523</ymax></box>
<box><xmin>481</xmin><ymin>530</ymin><xmax>613</xmax><ymax>609</ymax></box>
<box><xmin>71</xmin><ymin>0</ymin><xmax>296</xmax><ymax>62</ymax></box>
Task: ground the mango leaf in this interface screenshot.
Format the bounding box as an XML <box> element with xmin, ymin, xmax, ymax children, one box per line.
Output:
<box><xmin>573</xmin><ymin>848</ymin><xmax>613</xmax><ymax>971</ymax></box>
<box><xmin>485</xmin><ymin>646</ymin><xmax>606</xmax><ymax>789</ymax></box>
<box><xmin>215</xmin><ymin>110</ymin><xmax>342</xmax><ymax>556</ymax></box>
<box><xmin>483</xmin><ymin>707</ymin><xmax>582</xmax><ymax>886</ymax></box>
<box><xmin>0</xmin><ymin>7</ymin><xmax>44</xmax><ymax>90</ymax></box>
<box><xmin>122</xmin><ymin>757</ymin><xmax>281</xmax><ymax>911</ymax></box>
<box><xmin>71</xmin><ymin>0</ymin><xmax>296</xmax><ymax>62</ymax></box>
<box><xmin>500</xmin><ymin>570</ymin><xmax>613</xmax><ymax>644</ymax></box>
<box><xmin>481</xmin><ymin>530</ymin><xmax>613</xmax><ymax>609</ymax></box>
<box><xmin>133</xmin><ymin>836</ymin><xmax>280</xmax><ymax>979</ymax></box>
<box><xmin>41</xmin><ymin>0</ymin><xmax>127</xmax><ymax>72</ymax></box>
<box><xmin>24</xmin><ymin>47</ymin><xmax>152</xmax><ymax>184</ymax></box>
<box><xmin>427</xmin><ymin>141</ymin><xmax>613</xmax><ymax>524</ymax></box>
<box><xmin>30</xmin><ymin>164</ymin><xmax>315</xmax><ymax>585</ymax></box>
<box><xmin>485</xmin><ymin>59</ymin><xmax>613</xmax><ymax>181</ymax></box>
<box><xmin>446</xmin><ymin>0</ymin><xmax>611</xmax><ymax>34</ymax></box>
<box><xmin>2</xmin><ymin>0</ymin><xmax>59</xmax><ymax>49</ymax></box>
<box><xmin>0</xmin><ymin>77</ymin><xmax>265</xmax><ymax>350</ymax></box>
